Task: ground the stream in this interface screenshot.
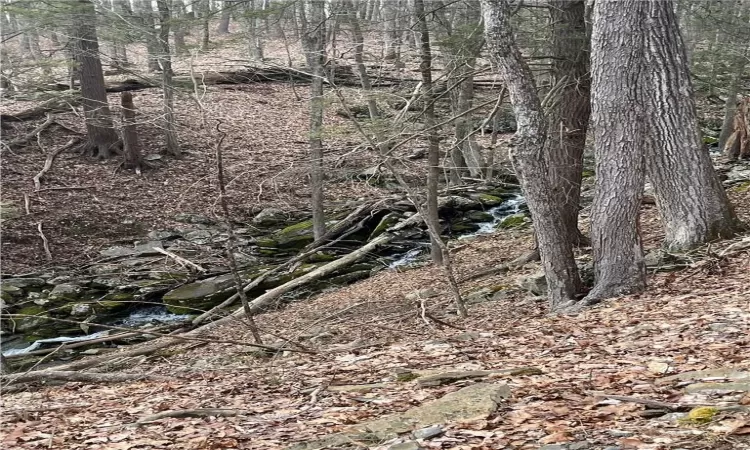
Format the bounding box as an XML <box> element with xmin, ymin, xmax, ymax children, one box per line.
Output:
<box><xmin>3</xmin><ymin>193</ymin><xmax>526</xmax><ymax>358</ymax></box>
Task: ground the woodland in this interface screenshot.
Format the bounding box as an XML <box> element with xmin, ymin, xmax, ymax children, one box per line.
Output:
<box><xmin>1</xmin><ymin>0</ymin><xmax>750</xmax><ymax>449</ymax></box>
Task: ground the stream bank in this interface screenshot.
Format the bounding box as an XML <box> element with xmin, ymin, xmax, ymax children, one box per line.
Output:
<box><xmin>1</xmin><ymin>182</ymin><xmax>527</xmax><ymax>364</ymax></box>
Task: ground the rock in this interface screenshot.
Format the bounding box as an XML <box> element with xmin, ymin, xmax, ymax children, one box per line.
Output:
<box><xmin>147</xmin><ymin>230</ymin><xmax>181</xmax><ymax>241</ymax></box>
<box><xmin>464</xmin><ymin>210</ymin><xmax>494</xmax><ymax>222</ymax></box>
<box><xmin>1</xmin><ymin>278</ymin><xmax>46</xmax><ymax>289</ymax></box>
<box><xmin>472</xmin><ymin>193</ymin><xmax>505</xmax><ymax>207</ymax></box>
<box><xmin>405</xmin><ymin>288</ymin><xmax>439</xmax><ymax>301</ymax></box>
<box><xmin>100</xmin><ymin>246</ymin><xmax>135</xmax><ymax>257</ymax></box>
<box><xmin>660</xmin><ymin>368</ymin><xmax>750</xmax><ymax>384</ymax></box>
<box><xmin>70</xmin><ymin>303</ymin><xmax>92</xmax><ymax>317</ymax></box>
<box><xmin>288</xmin><ymin>383</ymin><xmax>510</xmax><ymax>450</ymax></box>
<box><xmin>684</xmin><ymin>382</ymin><xmax>750</xmax><ymax>393</ymax></box>
<box><xmin>647</xmin><ymin>361</ymin><xmax>673</xmax><ymax>375</ymax></box>
<box><xmin>540</xmin><ymin>445</ymin><xmax>567</xmax><ymax>450</ymax></box>
<box><xmin>726</xmin><ymin>163</ymin><xmax>750</xmax><ymax>184</ymax></box>
<box><xmin>1</xmin><ymin>284</ymin><xmax>24</xmax><ymax>301</ymax></box>
<box><xmin>258</xmin><ymin>220</ymin><xmax>316</xmax><ymax>249</ymax></box>
<box><xmin>608</xmin><ymin>430</ymin><xmax>633</xmax><ymax>438</ymax></box>
<box><xmin>569</xmin><ymin>444</ymin><xmax>591</xmax><ymax>450</ymax></box>
<box><xmin>497</xmin><ymin>213</ymin><xmax>528</xmax><ymax>229</ymax></box>
<box><xmin>184</xmin><ymin>230</ymin><xmax>218</xmax><ymax>245</ymax></box>
<box><xmin>518</xmin><ymin>272</ymin><xmax>547</xmax><ymax>296</ymax></box>
<box><xmin>13</xmin><ymin>305</ymin><xmax>49</xmax><ymax>332</ymax></box>
<box><xmin>47</xmin><ymin>283</ymin><xmax>82</xmax><ymax>302</ymax></box>
<box><xmin>438</xmin><ymin>196</ymin><xmax>481</xmax><ymax>212</ymax></box>
<box><xmin>252</xmin><ymin>208</ymin><xmax>288</xmax><ymax>226</ymax></box>
<box><xmin>465</xmin><ymin>287</ymin><xmax>493</xmax><ymax>304</ymax></box>
<box><xmin>0</xmin><ymin>200</ymin><xmax>21</xmax><ymax>223</ymax></box>
<box><xmin>175</xmin><ymin>213</ymin><xmax>214</xmax><ymax>225</ymax></box>
<box><xmin>416</xmin><ymin>367</ymin><xmax>542</xmax><ymax>387</ymax></box>
<box><xmin>369</xmin><ymin>212</ymin><xmax>403</xmax><ymax>240</ymax></box>
<box><xmin>412</xmin><ymin>425</ymin><xmax>443</xmax><ymax>440</ymax></box>
<box><xmin>328</xmin><ymin>383</ymin><xmax>388</xmax><ymax>393</ymax></box>
<box><xmin>162</xmin><ymin>274</ymin><xmax>236</xmax><ymax>315</ymax></box>
<box><xmin>389</xmin><ymin>441</ymin><xmax>423</xmax><ymax>450</ymax></box>
<box><xmin>144</xmin><ymin>153</ymin><xmax>163</xmax><ymax>161</ymax></box>
<box><xmin>134</xmin><ymin>240</ymin><xmax>164</xmax><ymax>255</ymax></box>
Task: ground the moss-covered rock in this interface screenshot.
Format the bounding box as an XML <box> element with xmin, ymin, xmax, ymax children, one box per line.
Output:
<box><xmin>1</xmin><ymin>278</ymin><xmax>46</xmax><ymax>289</ymax></box>
<box><xmin>497</xmin><ymin>213</ymin><xmax>528</xmax><ymax>229</ymax></box>
<box><xmin>464</xmin><ymin>211</ymin><xmax>494</xmax><ymax>223</ymax></box>
<box><xmin>1</xmin><ymin>284</ymin><xmax>24</xmax><ymax>302</ymax></box>
<box><xmin>13</xmin><ymin>305</ymin><xmax>49</xmax><ymax>332</ymax></box>
<box><xmin>162</xmin><ymin>275</ymin><xmax>236</xmax><ymax>315</ymax></box>
<box><xmin>474</xmin><ymin>193</ymin><xmax>505</xmax><ymax>207</ymax></box>
<box><xmin>450</xmin><ymin>221</ymin><xmax>480</xmax><ymax>233</ymax></box>
<box><xmin>369</xmin><ymin>212</ymin><xmax>402</xmax><ymax>240</ymax></box>
<box><xmin>47</xmin><ymin>283</ymin><xmax>83</xmax><ymax>303</ymax></box>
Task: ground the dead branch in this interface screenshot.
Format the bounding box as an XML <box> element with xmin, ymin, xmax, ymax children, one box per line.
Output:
<box><xmin>8</xmin><ymin>113</ymin><xmax>54</xmax><ymax>148</ymax></box>
<box><xmin>35</xmin><ymin>216</ymin><xmax>422</xmax><ymax>374</ymax></box>
<box><xmin>35</xmin><ymin>185</ymin><xmax>95</xmax><ymax>192</ymax></box>
<box><xmin>2</xmin><ymin>370</ymin><xmax>170</xmax><ymax>386</ymax></box>
<box><xmin>153</xmin><ymin>247</ymin><xmax>207</xmax><ymax>273</ymax></box>
<box><xmin>37</xmin><ymin>222</ymin><xmax>52</xmax><ymax>260</ymax></box>
<box><xmin>3</xmin><ymin>330</ymin><xmax>151</xmax><ymax>360</ymax></box>
<box><xmin>33</xmin><ymin>138</ymin><xmax>80</xmax><ymax>191</ymax></box>
<box><xmin>135</xmin><ymin>408</ymin><xmax>247</xmax><ymax>425</ymax></box>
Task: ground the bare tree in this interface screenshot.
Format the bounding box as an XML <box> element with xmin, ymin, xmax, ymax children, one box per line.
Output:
<box><xmin>642</xmin><ymin>1</ymin><xmax>740</xmax><ymax>251</ymax></box>
<box><xmin>156</xmin><ymin>0</ymin><xmax>180</xmax><ymax>156</ymax></box>
<box><xmin>71</xmin><ymin>0</ymin><xmax>121</xmax><ymax>158</ymax></box>
<box><xmin>120</xmin><ymin>92</ymin><xmax>143</xmax><ymax>172</ymax></box>
<box><xmin>585</xmin><ymin>0</ymin><xmax>647</xmax><ymax>302</ymax></box>
<box><xmin>481</xmin><ymin>0</ymin><xmax>582</xmax><ymax>309</ymax></box>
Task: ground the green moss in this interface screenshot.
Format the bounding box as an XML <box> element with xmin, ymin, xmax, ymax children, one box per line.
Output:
<box><xmin>581</xmin><ymin>169</ymin><xmax>595</xmax><ymax>178</ymax></box>
<box><xmin>256</xmin><ymin>238</ymin><xmax>279</xmax><ymax>248</ymax></box>
<box><xmin>16</xmin><ymin>305</ymin><xmax>46</xmax><ymax>316</ymax></box>
<box><xmin>731</xmin><ymin>181</ymin><xmax>750</xmax><ymax>192</ymax></box>
<box><xmin>396</xmin><ymin>372</ymin><xmax>420</xmax><ymax>382</ymax></box>
<box><xmin>476</xmin><ymin>194</ymin><xmax>504</xmax><ymax>206</ymax></box>
<box><xmin>497</xmin><ymin>213</ymin><xmax>527</xmax><ymax>229</ymax></box>
<box><xmin>464</xmin><ymin>211</ymin><xmax>493</xmax><ymax>222</ymax></box>
<box><xmin>679</xmin><ymin>406</ymin><xmax>719</xmax><ymax>425</ymax></box>
<box><xmin>369</xmin><ymin>212</ymin><xmax>402</xmax><ymax>240</ymax></box>
<box><xmin>307</xmin><ymin>251</ymin><xmax>338</xmax><ymax>262</ymax></box>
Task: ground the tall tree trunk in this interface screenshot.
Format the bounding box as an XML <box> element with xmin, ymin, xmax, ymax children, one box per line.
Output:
<box><xmin>121</xmin><ymin>92</ymin><xmax>143</xmax><ymax>171</ymax></box>
<box><xmin>719</xmin><ymin>44</ymin><xmax>749</xmax><ymax>151</ymax></box>
<box><xmin>304</xmin><ymin>0</ymin><xmax>327</xmax><ymax>239</ymax></box>
<box><xmin>415</xmin><ymin>0</ymin><xmax>443</xmax><ymax>265</ymax></box>
<box><xmin>642</xmin><ymin>1</ymin><xmax>740</xmax><ymax>251</ymax></box>
<box><xmin>343</xmin><ymin>0</ymin><xmax>378</xmax><ymax>119</ymax></box>
<box><xmin>585</xmin><ymin>0</ymin><xmax>647</xmax><ymax>302</ymax></box>
<box><xmin>217</xmin><ymin>0</ymin><xmax>231</xmax><ymax>34</ymax></box>
<box><xmin>481</xmin><ymin>0</ymin><xmax>582</xmax><ymax>309</ymax></box>
<box><xmin>244</xmin><ymin>0</ymin><xmax>264</xmax><ymax>60</ymax></box>
<box><xmin>201</xmin><ymin>0</ymin><xmax>210</xmax><ymax>51</ymax></box>
<box><xmin>383</xmin><ymin>0</ymin><xmax>400</xmax><ymax>61</ymax></box>
<box><xmin>71</xmin><ymin>0</ymin><xmax>120</xmax><ymax>158</ymax></box>
<box><xmin>137</xmin><ymin>0</ymin><xmax>161</xmax><ymax>72</ymax></box>
<box><xmin>156</xmin><ymin>0</ymin><xmax>180</xmax><ymax>156</ymax></box>
<box><xmin>544</xmin><ymin>0</ymin><xmax>590</xmax><ymax>247</ymax></box>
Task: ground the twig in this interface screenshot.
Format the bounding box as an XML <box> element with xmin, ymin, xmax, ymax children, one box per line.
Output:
<box><xmin>33</xmin><ymin>138</ymin><xmax>80</xmax><ymax>191</ymax></box>
<box><xmin>23</xmin><ymin>194</ymin><xmax>30</xmax><ymax>215</ymax></box>
<box><xmin>595</xmin><ymin>394</ymin><xmax>691</xmax><ymax>411</ymax></box>
<box><xmin>153</xmin><ymin>247</ymin><xmax>207</xmax><ymax>273</ymax></box>
<box><xmin>8</xmin><ymin>113</ymin><xmax>54</xmax><ymax>148</ymax></box>
<box><xmin>37</xmin><ymin>222</ymin><xmax>52</xmax><ymax>260</ymax></box>
<box><xmin>34</xmin><ymin>185</ymin><xmax>95</xmax><ymax>192</ymax></box>
<box><xmin>135</xmin><ymin>408</ymin><xmax>247</xmax><ymax>425</ymax></box>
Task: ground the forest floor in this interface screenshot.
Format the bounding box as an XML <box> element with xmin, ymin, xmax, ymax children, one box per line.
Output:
<box><xmin>3</xmin><ymin>187</ymin><xmax>750</xmax><ymax>449</ymax></box>
<box><xmin>3</xmin><ymin>30</ymin><xmax>750</xmax><ymax>450</ymax></box>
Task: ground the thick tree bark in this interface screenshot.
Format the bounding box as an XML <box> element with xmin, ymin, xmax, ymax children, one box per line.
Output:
<box><xmin>343</xmin><ymin>0</ymin><xmax>379</xmax><ymax>120</ymax></box>
<box><xmin>244</xmin><ymin>0</ymin><xmax>264</xmax><ymax>60</ymax></box>
<box><xmin>585</xmin><ymin>0</ymin><xmax>647</xmax><ymax>302</ymax></box>
<box><xmin>642</xmin><ymin>1</ymin><xmax>740</xmax><ymax>251</ymax></box>
<box><xmin>545</xmin><ymin>0</ymin><xmax>590</xmax><ymax>247</ymax></box>
<box><xmin>383</xmin><ymin>0</ymin><xmax>401</xmax><ymax>61</ymax></box>
<box><xmin>415</xmin><ymin>0</ymin><xmax>443</xmax><ymax>265</ymax></box>
<box><xmin>305</xmin><ymin>0</ymin><xmax>327</xmax><ymax>240</ymax></box>
<box><xmin>71</xmin><ymin>0</ymin><xmax>120</xmax><ymax>158</ymax></box>
<box><xmin>481</xmin><ymin>0</ymin><xmax>582</xmax><ymax>309</ymax></box>
<box><xmin>136</xmin><ymin>0</ymin><xmax>161</xmax><ymax>72</ymax></box>
<box><xmin>719</xmin><ymin>45</ymin><xmax>749</xmax><ymax>153</ymax></box>
<box><xmin>200</xmin><ymin>0</ymin><xmax>210</xmax><ymax>51</ymax></box>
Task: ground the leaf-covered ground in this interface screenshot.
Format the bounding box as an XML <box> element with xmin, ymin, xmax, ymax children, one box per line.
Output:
<box><xmin>3</xmin><ymin>188</ymin><xmax>750</xmax><ymax>449</ymax></box>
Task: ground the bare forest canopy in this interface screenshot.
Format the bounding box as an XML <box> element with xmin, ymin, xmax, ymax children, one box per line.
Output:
<box><xmin>1</xmin><ymin>0</ymin><xmax>750</xmax><ymax>449</ymax></box>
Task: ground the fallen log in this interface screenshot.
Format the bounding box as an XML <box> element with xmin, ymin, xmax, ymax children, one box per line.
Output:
<box><xmin>2</xmin><ymin>370</ymin><xmax>170</xmax><ymax>385</ymax></box>
<box><xmin>33</xmin><ymin>138</ymin><xmax>80</xmax><ymax>191</ymax></box>
<box><xmin>36</xmin><ymin>214</ymin><xmax>423</xmax><ymax>373</ymax></box>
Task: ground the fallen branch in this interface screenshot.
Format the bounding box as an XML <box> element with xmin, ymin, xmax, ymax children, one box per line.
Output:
<box><xmin>595</xmin><ymin>394</ymin><xmax>690</xmax><ymax>411</ymax></box>
<box><xmin>2</xmin><ymin>370</ymin><xmax>170</xmax><ymax>386</ymax></box>
<box><xmin>8</xmin><ymin>113</ymin><xmax>54</xmax><ymax>148</ymax></box>
<box><xmin>135</xmin><ymin>408</ymin><xmax>247</xmax><ymax>425</ymax></box>
<box><xmin>35</xmin><ymin>216</ymin><xmax>422</xmax><ymax>373</ymax></box>
<box><xmin>3</xmin><ymin>330</ymin><xmax>149</xmax><ymax>360</ymax></box>
<box><xmin>35</xmin><ymin>185</ymin><xmax>96</xmax><ymax>192</ymax></box>
<box><xmin>37</xmin><ymin>222</ymin><xmax>52</xmax><ymax>260</ymax></box>
<box><xmin>33</xmin><ymin>138</ymin><xmax>80</xmax><ymax>191</ymax></box>
<box><xmin>153</xmin><ymin>247</ymin><xmax>207</xmax><ymax>273</ymax></box>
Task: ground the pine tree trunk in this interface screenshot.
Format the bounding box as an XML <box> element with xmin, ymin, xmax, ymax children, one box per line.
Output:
<box><xmin>415</xmin><ymin>0</ymin><xmax>443</xmax><ymax>265</ymax></box>
<box><xmin>481</xmin><ymin>0</ymin><xmax>582</xmax><ymax>308</ymax></box>
<box><xmin>305</xmin><ymin>0</ymin><xmax>327</xmax><ymax>240</ymax></box>
<box><xmin>642</xmin><ymin>1</ymin><xmax>740</xmax><ymax>251</ymax></box>
<box><xmin>586</xmin><ymin>0</ymin><xmax>647</xmax><ymax>302</ymax></box>
<box><xmin>71</xmin><ymin>0</ymin><xmax>120</xmax><ymax>158</ymax></box>
<box><xmin>545</xmin><ymin>0</ymin><xmax>590</xmax><ymax>247</ymax></box>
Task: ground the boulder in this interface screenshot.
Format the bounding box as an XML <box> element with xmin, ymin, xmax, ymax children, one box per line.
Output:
<box><xmin>162</xmin><ymin>275</ymin><xmax>236</xmax><ymax>315</ymax></box>
<box><xmin>497</xmin><ymin>213</ymin><xmax>528</xmax><ymax>229</ymax></box>
<box><xmin>464</xmin><ymin>210</ymin><xmax>494</xmax><ymax>223</ymax></box>
<box><xmin>1</xmin><ymin>278</ymin><xmax>46</xmax><ymax>289</ymax></box>
<box><xmin>252</xmin><ymin>208</ymin><xmax>288</xmax><ymax>227</ymax></box>
<box><xmin>47</xmin><ymin>283</ymin><xmax>83</xmax><ymax>303</ymax></box>
<box><xmin>471</xmin><ymin>193</ymin><xmax>505</xmax><ymax>207</ymax></box>
<box><xmin>518</xmin><ymin>272</ymin><xmax>547</xmax><ymax>296</ymax></box>
<box><xmin>438</xmin><ymin>196</ymin><xmax>481</xmax><ymax>212</ymax></box>
<box><xmin>258</xmin><ymin>220</ymin><xmax>316</xmax><ymax>249</ymax></box>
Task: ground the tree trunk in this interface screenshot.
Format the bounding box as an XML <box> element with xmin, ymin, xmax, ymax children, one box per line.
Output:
<box><xmin>305</xmin><ymin>0</ymin><xmax>327</xmax><ymax>240</ymax></box>
<box><xmin>719</xmin><ymin>45</ymin><xmax>749</xmax><ymax>152</ymax></box>
<box><xmin>156</xmin><ymin>0</ymin><xmax>180</xmax><ymax>156</ymax></box>
<box><xmin>244</xmin><ymin>0</ymin><xmax>264</xmax><ymax>60</ymax></box>
<box><xmin>642</xmin><ymin>1</ymin><xmax>740</xmax><ymax>251</ymax></box>
<box><xmin>137</xmin><ymin>0</ymin><xmax>161</xmax><ymax>72</ymax></box>
<box><xmin>544</xmin><ymin>0</ymin><xmax>590</xmax><ymax>247</ymax></box>
<box><xmin>481</xmin><ymin>0</ymin><xmax>582</xmax><ymax>309</ymax></box>
<box><xmin>585</xmin><ymin>0</ymin><xmax>647</xmax><ymax>302</ymax></box>
<box><xmin>383</xmin><ymin>0</ymin><xmax>401</xmax><ymax>61</ymax></box>
<box><xmin>120</xmin><ymin>92</ymin><xmax>143</xmax><ymax>171</ymax></box>
<box><xmin>217</xmin><ymin>0</ymin><xmax>231</xmax><ymax>34</ymax></box>
<box><xmin>71</xmin><ymin>0</ymin><xmax>120</xmax><ymax>158</ymax></box>
<box><xmin>343</xmin><ymin>0</ymin><xmax>378</xmax><ymax>119</ymax></box>
<box><xmin>415</xmin><ymin>0</ymin><xmax>443</xmax><ymax>266</ymax></box>
<box><xmin>201</xmin><ymin>0</ymin><xmax>210</xmax><ymax>51</ymax></box>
